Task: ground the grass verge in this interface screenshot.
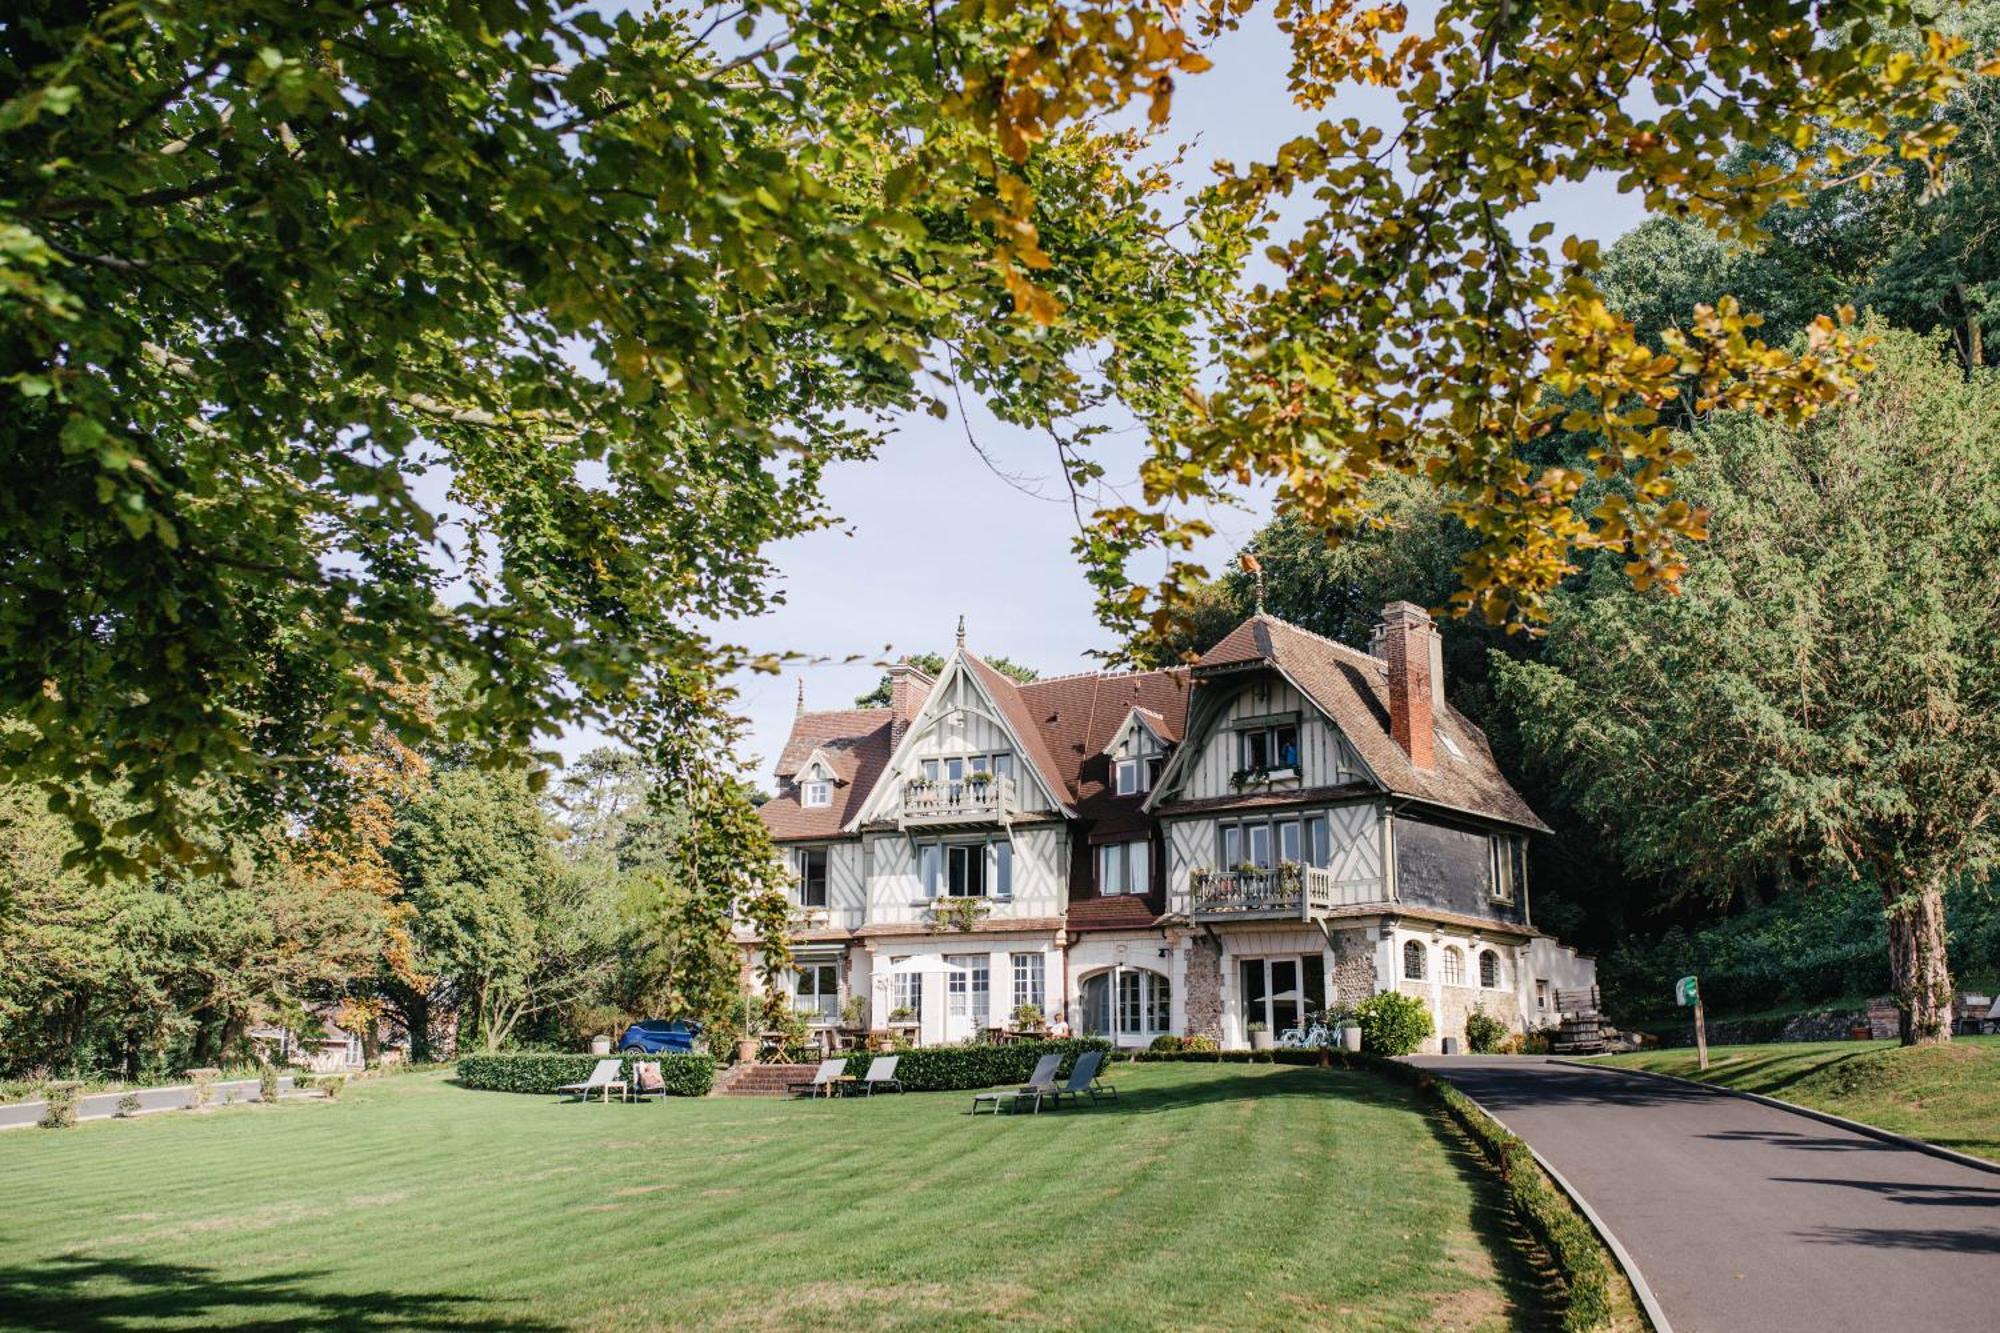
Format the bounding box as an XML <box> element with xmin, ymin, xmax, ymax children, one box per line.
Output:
<box><xmin>1586</xmin><ymin>1035</ymin><xmax>2000</xmax><ymax>1164</ymax></box>
<box><xmin>0</xmin><ymin>1061</ymin><xmax>1549</xmax><ymax>1331</ymax></box>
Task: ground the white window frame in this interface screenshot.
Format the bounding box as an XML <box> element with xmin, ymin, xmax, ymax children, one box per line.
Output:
<box><xmin>802</xmin><ymin>779</ymin><xmax>832</xmax><ymax>808</ymax></box>
<box><xmin>1011</xmin><ymin>952</ymin><xmax>1045</xmax><ymax>1014</ymax></box>
<box><xmin>1217</xmin><ymin>814</ymin><xmax>1329</xmax><ymax>870</ymax></box>
<box><xmin>792</xmin><ymin>847</ymin><xmax>830</xmax><ymax>908</ymax></box>
<box><xmin>1237</xmin><ymin>718</ymin><xmax>1301</xmax><ymax>775</ymax></box>
<box><xmin>1442</xmin><ymin>945</ymin><xmax>1466</xmax><ymax>987</ymax></box>
<box><xmin>1115</xmin><ymin>969</ymin><xmax>1171</xmax><ymax>1036</ymax></box>
<box><xmin>919</xmin><ymin>838</ymin><xmax>1012</xmax><ymax>899</ymax></box>
<box><xmin>793</xmin><ymin>963</ymin><xmax>839</xmax><ymax>1022</ymax></box>
<box><xmin>1114</xmin><ymin>757</ymin><xmax>1141</xmax><ymax>796</ymax></box>
<box><xmin>945</xmin><ymin>953</ymin><xmax>990</xmax><ymax>1027</ymax></box>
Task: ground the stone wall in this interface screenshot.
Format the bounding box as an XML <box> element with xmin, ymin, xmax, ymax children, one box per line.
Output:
<box><xmin>1184</xmin><ymin>935</ymin><xmax>1223</xmax><ymax>1040</ymax></box>
<box><xmin>1328</xmin><ymin>929</ymin><xmax>1376</xmax><ymax>1011</ymax></box>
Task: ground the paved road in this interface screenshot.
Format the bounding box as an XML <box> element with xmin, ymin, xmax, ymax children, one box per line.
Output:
<box><xmin>1410</xmin><ymin>1057</ymin><xmax>2000</xmax><ymax>1333</ymax></box>
<box><xmin>0</xmin><ymin>1076</ymin><xmax>295</xmax><ymax>1130</ymax></box>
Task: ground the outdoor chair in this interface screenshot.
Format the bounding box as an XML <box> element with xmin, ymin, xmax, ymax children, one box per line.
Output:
<box><xmin>859</xmin><ymin>1055</ymin><xmax>903</xmax><ymax>1095</ymax></box>
<box><xmin>787</xmin><ymin>1058</ymin><xmax>848</xmax><ymax>1099</ymax></box>
<box><xmin>1049</xmin><ymin>1049</ymin><xmax>1118</xmax><ymax>1108</ymax></box>
<box><xmin>631</xmin><ymin>1060</ymin><xmax>667</xmax><ymax>1100</ymax></box>
<box><xmin>969</xmin><ymin>1052</ymin><xmax>1063</xmax><ymax>1115</ymax></box>
<box><xmin>555</xmin><ymin>1058</ymin><xmax>628</xmax><ymax>1103</ymax></box>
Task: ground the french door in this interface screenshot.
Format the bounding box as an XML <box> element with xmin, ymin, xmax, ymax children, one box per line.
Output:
<box><xmin>944</xmin><ymin>954</ymin><xmax>990</xmax><ymax>1041</ymax></box>
<box><xmin>1238</xmin><ymin>956</ymin><xmax>1327</xmax><ymax>1039</ymax></box>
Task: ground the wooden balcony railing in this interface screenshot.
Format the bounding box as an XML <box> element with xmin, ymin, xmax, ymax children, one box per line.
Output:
<box><xmin>900</xmin><ymin>775</ymin><xmax>1016</xmax><ymax>827</ymax></box>
<box><xmin>1188</xmin><ymin>864</ymin><xmax>1386</xmax><ymax>920</ymax></box>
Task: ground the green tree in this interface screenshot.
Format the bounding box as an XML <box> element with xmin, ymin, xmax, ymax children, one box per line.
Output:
<box><xmin>853</xmin><ymin>653</ymin><xmax>1039</xmax><ymax>708</ymax></box>
<box><xmin>390</xmin><ymin>766</ymin><xmax>616</xmax><ymax>1052</ymax></box>
<box><xmin>0</xmin><ymin>1</ymin><xmax>1215</xmax><ymax>871</ymax></box>
<box><xmin>1495</xmin><ymin>330</ymin><xmax>2000</xmax><ymax>1044</ymax></box>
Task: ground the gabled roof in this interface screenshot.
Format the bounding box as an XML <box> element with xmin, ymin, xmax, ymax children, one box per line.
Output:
<box><xmin>1013</xmin><ymin>666</ymin><xmax>1191</xmax><ymax>838</ymax></box>
<box><xmin>962</xmin><ymin>653</ymin><xmax>1080</xmax><ymax>815</ymax></box>
<box><xmin>762</xmin><ymin>707</ymin><xmax>896</xmax><ymax>840</ymax></box>
<box><xmin>1178</xmin><ymin>614</ymin><xmax>1549</xmax><ymax>833</ymax></box>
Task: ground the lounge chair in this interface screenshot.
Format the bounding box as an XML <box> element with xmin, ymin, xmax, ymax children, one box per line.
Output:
<box><xmin>1049</xmin><ymin>1049</ymin><xmax>1118</xmax><ymax>1107</ymax></box>
<box><xmin>859</xmin><ymin>1055</ymin><xmax>903</xmax><ymax>1095</ymax></box>
<box><xmin>787</xmin><ymin>1058</ymin><xmax>847</xmax><ymax>1099</ymax></box>
<box><xmin>555</xmin><ymin>1058</ymin><xmax>628</xmax><ymax>1103</ymax></box>
<box><xmin>969</xmin><ymin>1052</ymin><xmax>1063</xmax><ymax>1115</ymax></box>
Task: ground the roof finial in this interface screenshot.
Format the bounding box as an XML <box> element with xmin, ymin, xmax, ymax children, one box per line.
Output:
<box><xmin>795</xmin><ymin>676</ymin><xmax>806</xmax><ymax>717</ymax></box>
<box><xmin>1241</xmin><ymin>552</ymin><xmax>1266</xmax><ymax>614</ymax></box>
<box><xmin>955</xmin><ymin>614</ymin><xmax>966</xmax><ymax>650</ymax></box>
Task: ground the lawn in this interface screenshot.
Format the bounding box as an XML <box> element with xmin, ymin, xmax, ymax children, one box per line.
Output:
<box><xmin>1587</xmin><ymin>1035</ymin><xmax>2000</xmax><ymax>1164</ymax></box>
<box><xmin>0</xmin><ymin>1062</ymin><xmax>1553</xmax><ymax>1331</ymax></box>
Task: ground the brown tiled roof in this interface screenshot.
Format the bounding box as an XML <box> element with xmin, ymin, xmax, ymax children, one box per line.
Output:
<box><xmin>761</xmin><ymin>707</ymin><xmax>896</xmax><ymax>841</ymax></box>
<box><xmin>1190</xmin><ymin>615</ymin><xmax>1550</xmax><ymax>833</ymax></box>
<box><xmin>1014</xmin><ymin>666</ymin><xmax>1191</xmax><ymax>835</ymax></box>
<box><xmin>1065</xmin><ymin>896</ymin><xmax>1165</xmax><ymax>932</ymax></box>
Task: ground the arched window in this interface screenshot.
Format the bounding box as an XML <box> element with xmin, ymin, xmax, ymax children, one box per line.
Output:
<box><xmin>1479</xmin><ymin>949</ymin><xmax>1501</xmax><ymax>989</ymax></box>
<box><xmin>1402</xmin><ymin>940</ymin><xmax>1427</xmax><ymax>980</ymax></box>
<box><xmin>1442</xmin><ymin>946</ymin><xmax>1466</xmax><ymax>986</ymax></box>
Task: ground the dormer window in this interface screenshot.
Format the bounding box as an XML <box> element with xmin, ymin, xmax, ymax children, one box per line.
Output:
<box><xmin>1114</xmin><ymin>758</ymin><xmax>1142</xmax><ymax>796</ymax></box>
<box><xmin>1108</xmin><ymin>717</ymin><xmax>1165</xmax><ymax>796</ymax></box>
<box><xmin>802</xmin><ymin>780</ymin><xmax>831</xmax><ymax>808</ymax></box>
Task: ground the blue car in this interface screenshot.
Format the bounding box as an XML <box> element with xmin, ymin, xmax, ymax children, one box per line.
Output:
<box><xmin>616</xmin><ymin>1019</ymin><xmax>703</xmax><ymax>1055</ymax></box>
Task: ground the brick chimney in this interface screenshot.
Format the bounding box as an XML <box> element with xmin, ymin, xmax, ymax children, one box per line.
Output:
<box><xmin>885</xmin><ymin>662</ymin><xmax>933</xmax><ymax>741</ymax></box>
<box><xmin>1369</xmin><ymin>601</ymin><xmax>1442</xmax><ymax>769</ymax></box>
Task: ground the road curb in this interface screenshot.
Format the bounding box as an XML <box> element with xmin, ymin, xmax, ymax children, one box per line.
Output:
<box><xmin>1444</xmin><ymin>1078</ymin><xmax>1675</xmax><ymax>1333</ymax></box>
<box><xmin>1550</xmin><ymin>1058</ymin><xmax>2000</xmax><ymax>1178</ymax></box>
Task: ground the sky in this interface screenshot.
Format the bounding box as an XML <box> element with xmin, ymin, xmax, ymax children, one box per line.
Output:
<box><xmin>557</xmin><ymin>5</ymin><xmax>1654</xmax><ymax>786</ymax></box>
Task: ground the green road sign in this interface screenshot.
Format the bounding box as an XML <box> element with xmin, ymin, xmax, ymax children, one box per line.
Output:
<box><xmin>1676</xmin><ymin>975</ymin><xmax>1700</xmax><ymax>1007</ymax></box>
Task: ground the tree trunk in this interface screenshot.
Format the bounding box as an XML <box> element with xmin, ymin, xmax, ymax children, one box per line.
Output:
<box><xmin>1882</xmin><ymin>877</ymin><xmax>1953</xmax><ymax>1046</ymax></box>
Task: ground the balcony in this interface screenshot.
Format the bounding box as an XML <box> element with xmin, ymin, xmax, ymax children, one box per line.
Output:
<box><xmin>899</xmin><ymin>775</ymin><xmax>1016</xmax><ymax>828</ymax></box>
<box><xmin>1188</xmin><ymin>864</ymin><xmax>1387</xmax><ymax>922</ymax></box>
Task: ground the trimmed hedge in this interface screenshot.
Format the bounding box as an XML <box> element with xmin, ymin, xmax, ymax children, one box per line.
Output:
<box><xmin>877</xmin><ymin>1038</ymin><xmax>1111</xmax><ymax>1093</ymax></box>
<box><xmin>1115</xmin><ymin>1049</ymin><xmax>1619</xmax><ymax>1331</ymax></box>
<box><xmin>456</xmin><ymin>1052</ymin><xmax>714</xmax><ymax>1097</ymax></box>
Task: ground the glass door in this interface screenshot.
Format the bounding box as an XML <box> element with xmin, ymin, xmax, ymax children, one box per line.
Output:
<box><xmin>1269</xmin><ymin>959</ymin><xmax>1301</xmax><ymax>1037</ymax></box>
<box><xmin>944</xmin><ymin>954</ymin><xmax>990</xmax><ymax>1041</ymax></box>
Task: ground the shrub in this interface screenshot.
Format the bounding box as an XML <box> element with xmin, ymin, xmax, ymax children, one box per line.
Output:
<box><xmin>258</xmin><ymin>1065</ymin><xmax>281</xmax><ymax>1104</ymax></box>
<box><xmin>1517</xmin><ymin>1029</ymin><xmax>1552</xmax><ymax>1056</ymax></box>
<box><xmin>840</xmin><ymin>994</ymin><xmax>871</xmax><ymax>1028</ymax></box>
<box><xmin>185</xmin><ymin>1067</ymin><xmax>221</xmax><ymax>1109</ymax></box>
<box><xmin>1465</xmin><ymin>1006</ymin><xmax>1511</xmax><ymax>1054</ymax></box>
<box><xmin>1147</xmin><ymin>1034</ymin><xmax>1184</xmax><ymax>1053</ymax></box>
<box><xmin>887</xmin><ymin>1038</ymin><xmax>1110</xmax><ymax>1092</ymax></box>
<box><xmin>1352</xmin><ymin>993</ymin><xmax>1434</xmax><ymax>1056</ymax></box>
<box><xmin>38</xmin><ymin>1081</ymin><xmax>83</xmax><ymax>1129</ymax></box>
<box><xmin>456</xmin><ymin>1052</ymin><xmax>715</xmax><ymax>1097</ymax></box>
<box><xmin>115</xmin><ymin>1091</ymin><xmax>142</xmax><ymax>1119</ymax></box>
<box><xmin>1181</xmin><ymin>1034</ymin><xmax>1219</xmax><ymax>1053</ymax></box>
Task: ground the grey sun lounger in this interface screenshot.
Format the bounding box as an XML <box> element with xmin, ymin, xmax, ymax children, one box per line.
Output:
<box><xmin>969</xmin><ymin>1052</ymin><xmax>1063</xmax><ymax>1115</ymax></box>
<box><xmin>1049</xmin><ymin>1049</ymin><xmax>1118</xmax><ymax>1107</ymax></box>
<box><xmin>555</xmin><ymin>1058</ymin><xmax>628</xmax><ymax>1103</ymax></box>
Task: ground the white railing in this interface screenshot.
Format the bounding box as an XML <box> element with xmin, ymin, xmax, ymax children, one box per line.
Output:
<box><xmin>900</xmin><ymin>775</ymin><xmax>1016</xmax><ymax>826</ymax></box>
<box><xmin>1188</xmin><ymin>864</ymin><xmax>1385</xmax><ymax>919</ymax></box>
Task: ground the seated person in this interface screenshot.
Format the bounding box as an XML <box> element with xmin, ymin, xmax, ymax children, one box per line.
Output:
<box><xmin>1046</xmin><ymin>1014</ymin><xmax>1071</xmax><ymax>1039</ymax></box>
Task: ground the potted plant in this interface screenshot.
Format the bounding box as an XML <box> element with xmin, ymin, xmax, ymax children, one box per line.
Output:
<box><xmin>1247</xmin><ymin>1021</ymin><xmax>1273</xmax><ymax>1052</ymax></box>
<box><xmin>1012</xmin><ymin>1003</ymin><xmax>1044</xmax><ymax>1032</ymax></box>
<box><xmin>888</xmin><ymin>1006</ymin><xmax>917</xmax><ymax>1024</ymax></box>
<box><xmin>840</xmin><ymin>994</ymin><xmax>870</xmax><ymax>1030</ymax></box>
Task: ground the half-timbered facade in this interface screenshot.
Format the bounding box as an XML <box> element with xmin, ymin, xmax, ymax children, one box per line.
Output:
<box><xmin>754</xmin><ymin>604</ymin><xmax>1595</xmax><ymax>1054</ymax></box>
